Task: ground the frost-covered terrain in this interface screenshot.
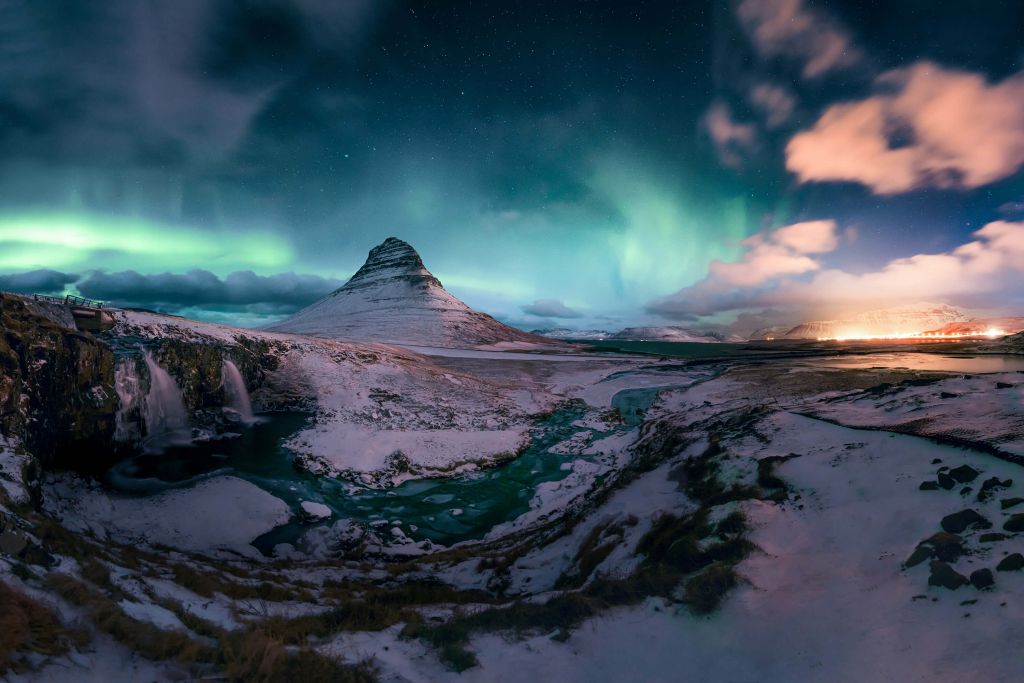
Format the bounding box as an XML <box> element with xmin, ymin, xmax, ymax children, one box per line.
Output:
<box><xmin>3</xmin><ymin>292</ymin><xmax>1024</xmax><ymax>681</ymax></box>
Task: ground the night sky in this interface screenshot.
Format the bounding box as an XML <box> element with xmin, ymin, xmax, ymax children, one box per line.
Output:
<box><xmin>2</xmin><ymin>0</ymin><xmax>1024</xmax><ymax>332</ymax></box>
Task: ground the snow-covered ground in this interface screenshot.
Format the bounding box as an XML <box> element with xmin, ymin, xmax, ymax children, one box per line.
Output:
<box><xmin>7</xmin><ymin>303</ymin><xmax>1024</xmax><ymax>681</ymax></box>
<box><xmin>43</xmin><ymin>475</ymin><xmax>291</xmax><ymax>556</ymax></box>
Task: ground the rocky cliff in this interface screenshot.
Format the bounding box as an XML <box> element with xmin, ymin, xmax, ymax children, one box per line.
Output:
<box><xmin>0</xmin><ymin>294</ymin><xmax>117</xmax><ymax>477</ymax></box>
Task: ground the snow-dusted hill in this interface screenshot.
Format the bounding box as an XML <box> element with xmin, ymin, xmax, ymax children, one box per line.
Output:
<box><xmin>536</xmin><ymin>326</ymin><xmax>744</xmax><ymax>342</ymax></box>
<box><xmin>268</xmin><ymin>237</ymin><xmax>552</xmax><ymax>348</ymax></box>
<box><xmin>922</xmin><ymin>317</ymin><xmax>1024</xmax><ymax>337</ymax></box>
<box><xmin>782</xmin><ymin>302</ymin><xmax>969</xmax><ymax>339</ymax></box>
<box><xmin>610</xmin><ymin>326</ymin><xmax>743</xmax><ymax>343</ymax></box>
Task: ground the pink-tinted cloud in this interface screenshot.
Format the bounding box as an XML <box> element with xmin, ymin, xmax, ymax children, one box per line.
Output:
<box><xmin>703</xmin><ymin>101</ymin><xmax>758</xmax><ymax>168</ymax></box>
<box><xmin>787</xmin><ymin>62</ymin><xmax>1024</xmax><ymax>194</ymax></box>
<box><xmin>736</xmin><ymin>0</ymin><xmax>862</xmax><ymax>79</ymax></box>
<box><xmin>748</xmin><ymin>83</ymin><xmax>796</xmax><ymax>128</ymax></box>
<box><xmin>648</xmin><ymin>220</ymin><xmax>1024</xmax><ymax>318</ymax></box>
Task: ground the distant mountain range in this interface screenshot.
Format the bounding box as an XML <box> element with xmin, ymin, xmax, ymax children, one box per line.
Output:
<box><xmin>269</xmin><ymin>237</ymin><xmax>553</xmax><ymax>348</ymax></box>
<box><xmin>534</xmin><ymin>326</ymin><xmax>746</xmax><ymax>343</ymax></box>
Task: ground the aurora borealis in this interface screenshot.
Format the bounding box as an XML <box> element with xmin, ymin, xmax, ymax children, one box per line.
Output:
<box><xmin>2</xmin><ymin>1</ymin><xmax>1024</xmax><ymax>331</ymax></box>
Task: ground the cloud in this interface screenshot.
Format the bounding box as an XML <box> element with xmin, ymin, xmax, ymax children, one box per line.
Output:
<box><xmin>703</xmin><ymin>101</ymin><xmax>758</xmax><ymax>168</ymax></box>
<box><xmin>748</xmin><ymin>83</ymin><xmax>796</xmax><ymax>129</ymax></box>
<box><xmin>75</xmin><ymin>269</ymin><xmax>344</xmax><ymax>313</ymax></box>
<box><xmin>649</xmin><ymin>220</ymin><xmax>1024</xmax><ymax>318</ymax></box>
<box><xmin>521</xmin><ymin>298</ymin><xmax>583</xmax><ymax>318</ymax></box>
<box><xmin>787</xmin><ymin>62</ymin><xmax>1024</xmax><ymax>194</ymax></box>
<box><xmin>736</xmin><ymin>0</ymin><xmax>863</xmax><ymax>79</ymax></box>
<box><xmin>0</xmin><ymin>269</ymin><xmax>78</xmax><ymax>295</ymax></box>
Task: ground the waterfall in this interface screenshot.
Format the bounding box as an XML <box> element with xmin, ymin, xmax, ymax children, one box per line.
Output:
<box><xmin>142</xmin><ymin>351</ymin><xmax>191</xmax><ymax>449</ymax></box>
<box><xmin>113</xmin><ymin>358</ymin><xmax>142</xmax><ymax>442</ymax></box>
<box><xmin>222</xmin><ymin>359</ymin><xmax>256</xmax><ymax>424</ymax></box>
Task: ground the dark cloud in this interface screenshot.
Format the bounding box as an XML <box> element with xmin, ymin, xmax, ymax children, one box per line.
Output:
<box><xmin>521</xmin><ymin>298</ymin><xmax>582</xmax><ymax>319</ymax></box>
<box><xmin>0</xmin><ymin>269</ymin><xmax>78</xmax><ymax>295</ymax></box>
<box><xmin>76</xmin><ymin>269</ymin><xmax>344</xmax><ymax>313</ymax></box>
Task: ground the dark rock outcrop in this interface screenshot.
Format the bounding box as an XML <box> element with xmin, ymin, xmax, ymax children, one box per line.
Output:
<box><xmin>1</xmin><ymin>294</ymin><xmax>117</xmax><ymax>475</ymax></box>
<box><xmin>928</xmin><ymin>560</ymin><xmax>968</xmax><ymax>590</ymax></box>
<box><xmin>969</xmin><ymin>568</ymin><xmax>994</xmax><ymax>590</ymax></box>
<box><xmin>1003</xmin><ymin>513</ymin><xmax>1024</xmax><ymax>532</ymax></box>
<box><xmin>940</xmin><ymin>509</ymin><xmax>991</xmax><ymax>534</ymax></box>
<box><xmin>996</xmin><ymin>553</ymin><xmax>1024</xmax><ymax>571</ymax></box>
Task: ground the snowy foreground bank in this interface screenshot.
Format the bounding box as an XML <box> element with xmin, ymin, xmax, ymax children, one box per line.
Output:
<box><xmin>2</xmin><ymin>306</ymin><xmax>1023</xmax><ymax>681</ymax></box>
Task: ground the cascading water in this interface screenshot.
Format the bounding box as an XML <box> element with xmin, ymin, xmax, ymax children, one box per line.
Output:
<box><xmin>113</xmin><ymin>357</ymin><xmax>143</xmax><ymax>442</ymax></box>
<box><xmin>142</xmin><ymin>351</ymin><xmax>191</xmax><ymax>450</ymax></box>
<box><xmin>222</xmin><ymin>359</ymin><xmax>257</xmax><ymax>424</ymax></box>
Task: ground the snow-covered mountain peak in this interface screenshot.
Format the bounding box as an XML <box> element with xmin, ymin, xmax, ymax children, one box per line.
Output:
<box><xmin>344</xmin><ymin>237</ymin><xmax>440</xmax><ymax>290</ymax></box>
<box><xmin>268</xmin><ymin>237</ymin><xmax>552</xmax><ymax>348</ymax></box>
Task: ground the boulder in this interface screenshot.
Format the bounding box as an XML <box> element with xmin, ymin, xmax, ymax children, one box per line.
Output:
<box><xmin>299</xmin><ymin>501</ymin><xmax>333</xmax><ymax>523</ymax></box>
<box><xmin>948</xmin><ymin>465</ymin><xmax>980</xmax><ymax>483</ymax></box>
<box><xmin>904</xmin><ymin>546</ymin><xmax>933</xmax><ymax>568</ymax></box>
<box><xmin>928</xmin><ymin>561</ymin><xmax>968</xmax><ymax>590</ymax></box>
<box><xmin>979</xmin><ymin>533</ymin><xmax>1009</xmax><ymax>543</ymax></box>
<box><xmin>1003</xmin><ymin>513</ymin><xmax>1024</xmax><ymax>533</ymax></box>
<box><xmin>1001</xmin><ymin>497</ymin><xmax>1024</xmax><ymax>510</ymax></box>
<box><xmin>919</xmin><ymin>481</ymin><xmax>939</xmax><ymax>491</ymax></box>
<box><xmin>977</xmin><ymin>477</ymin><xmax>1012</xmax><ymax>502</ymax></box>
<box><xmin>919</xmin><ymin>532</ymin><xmax>964</xmax><ymax>562</ymax></box>
<box><xmin>969</xmin><ymin>568</ymin><xmax>994</xmax><ymax>590</ymax></box>
<box><xmin>940</xmin><ymin>509</ymin><xmax>991</xmax><ymax>534</ymax></box>
<box><xmin>996</xmin><ymin>553</ymin><xmax>1024</xmax><ymax>572</ymax></box>
<box><xmin>937</xmin><ymin>472</ymin><xmax>956</xmax><ymax>490</ymax></box>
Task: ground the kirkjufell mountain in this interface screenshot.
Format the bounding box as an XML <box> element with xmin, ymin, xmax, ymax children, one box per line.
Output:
<box><xmin>269</xmin><ymin>237</ymin><xmax>551</xmax><ymax>347</ymax></box>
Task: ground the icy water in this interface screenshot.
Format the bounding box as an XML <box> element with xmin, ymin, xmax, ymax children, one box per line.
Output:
<box><xmin>574</xmin><ymin>339</ymin><xmax>752</xmax><ymax>358</ymax></box>
<box><xmin>810</xmin><ymin>353</ymin><xmax>1024</xmax><ymax>374</ymax></box>
<box><xmin>106</xmin><ymin>392</ymin><xmax>662</xmax><ymax>553</ymax></box>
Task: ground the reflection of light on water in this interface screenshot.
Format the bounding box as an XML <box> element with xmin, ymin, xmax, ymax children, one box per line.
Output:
<box><xmin>812</xmin><ymin>353</ymin><xmax>1024</xmax><ymax>373</ymax></box>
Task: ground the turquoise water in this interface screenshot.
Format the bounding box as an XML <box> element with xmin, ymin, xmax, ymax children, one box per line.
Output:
<box><xmin>105</xmin><ymin>396</ymin><xmax>657</xmax><ymax>553</ymax></box>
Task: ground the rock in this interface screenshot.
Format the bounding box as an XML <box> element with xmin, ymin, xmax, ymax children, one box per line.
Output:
<box><xmin>299</xmin><ymin>501</ymin><xmax>332</xmax><ymax>522</ymax></box>
<box><xmin>931</xmin><ymin>458</ymin><xmax>943</xmax><ymax>464</ymax></box>
<box><xmin>948</xmin><ymin>465</ymin><xmax>980</xmax><ymax>483</ymax></box>
<box><xmin>978</xmin><ymin>477</ymin><xmax>1012</xmax><ymax>502</ymax></box>
<box><xmin>996</xmin><ymin>553</ymin><xmax>1024</xmax><ymax>572</ymax></box>
<box><xmin>1003</xmin><ymin>513</ymin><xmax>1024</xmax><ymax>533</ymax></box>
<box><xmin>919</xmin><ymin>481</ymin><xmax>940</xmax><ymax>491</ymax></box>
<box><xmin>960</xmin><ymin>487</ymin><xmax>972</xmax><ymax>497</ymax></box>
<box><xmin>937</xmin><ymin>472</ymin><xmax>956</xmax><ymax>490</ymax></box>
<box><xmin>928</xmin><ymin>560</ymin><xmax>969</xmax><ymax>590</ymax></box>
<box><xmin>904</xmin><ymin>546</ymin><xmax>933</xmax><ymax>568</ymax></box>
<box><xmin>19</xmin><ymin>543</ymin><xmax>55</xmax><ymax>567</ymax></box>
<box><xmin>969</xmin><ymin>568</ymin><xmax>995</xmax><ymax>590</ymax></box>
<box><xmin>0</xmin><ymin>531</ymin><xmax>27</xmax><ymax>556</ymax></box>
<box><xmin>919</xmin><ymin>532</ymin><xmax>965</xmax><ymax>562</ymax></box>
<box><xmin>940</xmin><ymin>509</ymin><xmax>991</xmax><ymax>534</ymax></box>
<box><xmin>996</xmin><ymin>382</ymin><xmax>1014</xmax><ymax>389</ymax></box>
<box><xmin>979</xmin><ymin>533</ymin><xmax>1009</xmax><ymax>543</ymax></box>
<box><xmin>1001</xmin><ymin>497</ymin><xmax>1024</xmax><ymax>510</ymax></box>
<box><xmin>940</xmin><ymin>391</ymin><xmax>960</xmax><ymax>399</ymax></box>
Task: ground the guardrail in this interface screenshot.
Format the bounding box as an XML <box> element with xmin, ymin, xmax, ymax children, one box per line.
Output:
<box><xmin>29</xmin><ymin>294</ymin><xmax>105</xmax><ymax>309</ymax></box>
